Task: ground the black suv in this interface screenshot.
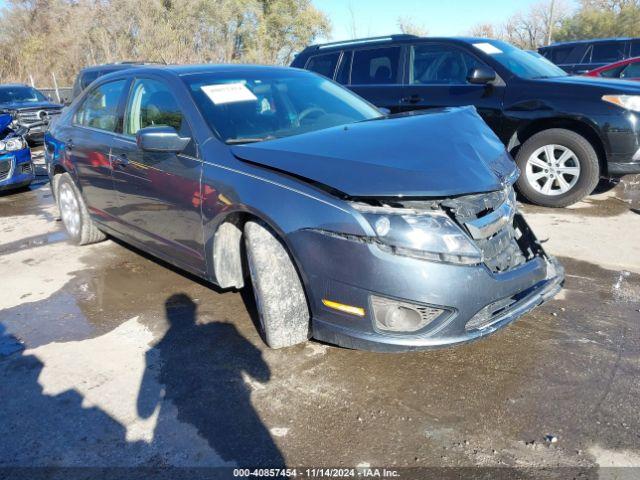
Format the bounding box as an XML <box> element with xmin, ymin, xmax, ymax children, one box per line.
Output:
<box><xmin>292</xmin><ymin>35</ymin><xmax>640</xmax><ymax>207</ymax></box>
<box><xmin>539</xmin><ymin>37</ymin><xmax>640</xmax><ymax>74</ymax></box>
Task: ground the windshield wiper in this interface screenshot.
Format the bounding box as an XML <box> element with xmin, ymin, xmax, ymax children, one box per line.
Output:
<box><xmin>226</xmin><ymin>136</ymin><xmax>276</xmax><ymax>145</ymax></box>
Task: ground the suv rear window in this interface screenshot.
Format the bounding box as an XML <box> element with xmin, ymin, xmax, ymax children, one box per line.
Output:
<box><xmin>351</xmin><ymin>47</ymin><xmax>401</xmax><ymax>85</ymax></box>
<box><xmin>590</xmin><ymin>42</ymin><xmax>623</xmax><ymax>63</ymax></box>
<box><xmin>305</xmin><ymin>53</ymin><xmax>340</xmax><ymax>79</ymax></box>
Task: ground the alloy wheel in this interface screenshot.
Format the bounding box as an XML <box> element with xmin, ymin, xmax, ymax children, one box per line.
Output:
<box><xmin>525</xmin><ymin>144</ymin><xmax>581</xmax><ymax>196</ymax></box>
<box><xmin>59</xmin><ymin>183</ymin><xmax>81</xmax><ymax>238</ymax></box>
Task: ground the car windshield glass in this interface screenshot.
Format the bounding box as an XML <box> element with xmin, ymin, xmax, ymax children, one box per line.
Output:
<box><xmin>473</xmin><ymin>40</ymin><xmax>568</xmax><ymax>79</ymax></box>
<box><xmin>183</xmin><ymin>70</ymin><xmax>383</xmax><ymax>144</ymax></box>
<box><xmin>0</xmin><ymin>86</ymin><xmax>47</xmax><ymax>104</ymax></box>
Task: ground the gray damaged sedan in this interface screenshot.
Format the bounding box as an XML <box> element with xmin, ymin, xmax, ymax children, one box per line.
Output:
<box><xmin>45</xmin><ymin>65</ymin><xmax>564</xmax><ymax>351</ymax></box>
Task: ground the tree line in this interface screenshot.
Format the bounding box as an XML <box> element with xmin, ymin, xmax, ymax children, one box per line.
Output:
<box><xmin>470</xmin><ymin>0</ymin><xmax>640</xmax><ymax>51</ymax></box>
<box><xmin>0</xmin><ymin>0</ymin><xmax>329</xmax><ymax>87</ymax></box>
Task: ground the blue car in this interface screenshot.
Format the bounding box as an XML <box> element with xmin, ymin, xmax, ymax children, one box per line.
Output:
<box><xmin>45</xmin><ymin>65</ymin><xmax>563</xmax><ymax>352</ymax></box>
<box><xmin>0</xmin><ymin>113</ymin><xmax>34</xmax><ymax>192</ymax></box>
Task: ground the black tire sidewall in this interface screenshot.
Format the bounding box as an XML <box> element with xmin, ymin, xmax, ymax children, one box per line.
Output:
<box><xmin>515</xmin><ymin>129</ymin><xmax>600</xmax><ymax>207</ymax></box>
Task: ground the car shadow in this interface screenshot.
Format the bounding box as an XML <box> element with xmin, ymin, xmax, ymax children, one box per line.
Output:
<box><xmin>137</xmin><ymin>293</ymin><xmax>284</xmax><ymax>466</ymax></box>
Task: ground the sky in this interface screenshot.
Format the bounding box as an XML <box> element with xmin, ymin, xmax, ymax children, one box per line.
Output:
<box><xmin>311</xmin><ymin>0</ymin><xmax>572</xmax><ymax>41</ymax></box>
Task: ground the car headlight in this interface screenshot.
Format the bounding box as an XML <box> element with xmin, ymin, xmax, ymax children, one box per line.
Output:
<box><xmin>602</xmin><ymin>94</ymin><xmax>640</xmax><ymax>112</ymax></box>
<box><xmin>351</xmin><ymin>203</ymin><xmax>483</xmax><ymax>265</ymax></box>
<box><xmin>0</xmin><ymin>137</ymin><xmax>26</xmax><ymax>152</ymax></box>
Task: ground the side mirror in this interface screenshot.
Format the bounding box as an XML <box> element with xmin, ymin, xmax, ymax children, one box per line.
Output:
<box><xmin>136</xmin><ymin>126</ymin><xmax>190</xmax><ymax>153</ymax></box>
<box><xmin>378</xmin><ymin>107</ymin><xmax>391</xmax><ymax>115</ymax></box>
<box><xmin>467</xmin><ymin>66</ymin><xmax>497</xmax><ymax>84</ymax></box>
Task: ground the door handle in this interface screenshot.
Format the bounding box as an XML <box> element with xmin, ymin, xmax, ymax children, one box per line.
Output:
<box><xmin>112</xmin><ymin>153</ymin><xmax>129</xmax><ymax>168</ymax></box>
<box><xmin>402</xmin><ymin>94</ymin><xmax>423</xmax><ymax>104</ymax></box>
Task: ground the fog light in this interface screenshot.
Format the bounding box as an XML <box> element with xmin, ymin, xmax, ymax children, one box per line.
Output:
<box><xmin>371</xmin><ymin>296</ymin><xmax>444</xmax><ymax>332</ymax></box>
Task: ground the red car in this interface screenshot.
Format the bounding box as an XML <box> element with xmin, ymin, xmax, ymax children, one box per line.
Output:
<box><xmin>585</xmin><ymin>56</ymin><xmax>640</xmax><ymax>80</ymax></box>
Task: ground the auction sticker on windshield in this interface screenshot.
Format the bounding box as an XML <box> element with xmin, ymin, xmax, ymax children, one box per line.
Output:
<box><xmin>473</xmin><ymin>42</ymin><xmax>503</xmax><ymax>55</ymax></box>
<box><xmin>201</xmin><ymin>83</ymin><xmax>258</xmax><ymax>105</ymax></box>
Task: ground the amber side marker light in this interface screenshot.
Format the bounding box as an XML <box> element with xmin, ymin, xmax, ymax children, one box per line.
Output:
<box><xmin>322</xmin><ymin>299</ymin><xmax>366</xmax><ymax>317</ymax></box>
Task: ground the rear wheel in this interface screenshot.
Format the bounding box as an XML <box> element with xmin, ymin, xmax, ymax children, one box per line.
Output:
<box><xmin>56</xmin><ymin>173</ymin><xmax>106</xmax><ymax>245</ymax></box>
<box><xmin>515</xmin><ymin>128</ymin><xmax>600</xmax><ymax>207</ymax></box>
<box><xmin>244</xmin><ymin>220</ymin><xmax>310</xmax><ymax>349</ymax></box>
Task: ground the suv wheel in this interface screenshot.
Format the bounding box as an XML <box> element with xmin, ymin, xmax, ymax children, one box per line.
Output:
<box><xmin>244</xmin><ymin>220</ymin><xmax>310</xmax><ymax>349</ymax></box>
<box><xmin>515</xmin><ymin>129</ymin><xmax>600</xmax><ymax>207</ymax></box>
<box><xmin>56</xmin><ymin>173</ymin><xmax>106</xmax><ymax>245</ymax></box>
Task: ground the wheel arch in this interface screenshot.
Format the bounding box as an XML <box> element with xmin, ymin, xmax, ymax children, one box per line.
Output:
<box><xmin>205</xmin><ymin>207</ymin><xmax>312</xmax><ymax>302</ymax></box>
<box><xmin>507</xmin><ymin>117</ymin><xmax>608</xmax><ymax>176</ymax></box>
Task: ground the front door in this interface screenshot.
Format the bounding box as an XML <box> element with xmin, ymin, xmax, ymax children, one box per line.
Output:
<box><xmin>348</xmin><ymin>45</ymin><xmax>405</xmax><ymax>114</ymax></box>
<box><xmin>66</xmin><ymin>79</ymin><xmax>129</xmax><ymax>229</ymax></box>
<box><xmin>400</xmin><ymin>43</ymin><xmax>505</xmax><ymax>134</ymax></box>
<box><xmin>110</xmin><ymin>77</ymin><xmax>205</xmax><ymax>275</ymax></box>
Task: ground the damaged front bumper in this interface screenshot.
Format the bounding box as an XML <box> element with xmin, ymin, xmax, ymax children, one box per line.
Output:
<box><xmin>289</xmin><ymin>215</ymin><xmax>564</xmax><ymax>353</ymax></box>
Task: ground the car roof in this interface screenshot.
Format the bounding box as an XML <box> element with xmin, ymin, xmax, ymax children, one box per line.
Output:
<box><xmin>541</xmin><ymin>37</ymin><xmax>639</xmax><ymax>49</ymax></box>
<box><xmin>99</xmin><ymin>63</ymin><xmax>306</xmax><ymax>79</ymax></box>
<box><xmin>79</xmin><ymin>62</ymin><xmax>160</xmax><ymax>74</ymax></box>
<box><xmin>299</xmin><ymin>35</ymin><xmax>498</xmax><ymax>53</ymax></box>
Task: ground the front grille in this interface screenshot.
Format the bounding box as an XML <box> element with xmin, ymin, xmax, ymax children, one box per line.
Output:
<box><xmin>16</xmin><ymin>108</ymin><xmax>61</xmax><ymax>125</ymax></box>
<box><xmin>21</xmin><ymin>163</ymin><xmax>32</xmax><ymax>174</ymax></box>
<box><xmin>441</xmin><ymin>187</ymin><xmax>537</xmax><ymax>273</ymax></box>
<box><xmin>0</xmin><ymin>158</ymin><xmax>12</xmax><ymax>180</ymax></box>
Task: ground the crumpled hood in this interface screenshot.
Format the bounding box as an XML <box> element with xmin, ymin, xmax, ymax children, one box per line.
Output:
<box><xmin>232</xmin><ymin>106</ymin><xmax>516</xmax><ymax>198</ymax></box>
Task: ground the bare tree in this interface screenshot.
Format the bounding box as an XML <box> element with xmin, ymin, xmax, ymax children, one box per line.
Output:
<box><xmin>397</xmin><ymin>16</ymin><xmax>428</xmax><ymax>36</ymax></box>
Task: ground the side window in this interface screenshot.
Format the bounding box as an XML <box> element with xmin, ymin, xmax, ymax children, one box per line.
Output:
<box><xmin>630</xmin><ymin>41</ymin><xmax>640</xmax><ymax>58</ymax></box>
<box><xmin>549</xmin><ymin>46</ymin><xmax>573</xmax><ymax>64</ymax></box>
<box><xmin>351</xmin><ymin>47</ymin><xmax>401</xmax><ymax>85</ymax></box>
<box><xmin>600</xmin><ymin>65</ymin><xmax>625</xmax><ymax>78</ymax></box>
<box><xmin>410</xmin><ymin>44</ymin><xmax>484</xmax><ymax>85</ymax></box>
<box><xmin>590</xmin><ymin>42</ymin><xmax>624</xmax><ymax>64</ymax></box>
<box><xmin>124</xmin><ymin>78</ymin><xmax>190</xmax><ymax>138</ymax></box>
<box><xmin>306</xmin><ymin>52</ymin><xmax>340</xmax><ymax>79</ymax></box>
<box><xmin>336</xmin><ymin>51</ymin><xmax>352</xmax><ymax>84</ymax></box>
<box><xmin>621</xmin><ymin>62</ymin><xmax>640</xmax><ymax>78</ymax></box>
<box><xmin>73</xmin><ymin>79</ymin><xmax>127</xmax><ymax>133</ymax></box>
<box><xmin>124</xmin><ymin>78</ymin><xmax>195</xmax><ymax>157</ymax></box>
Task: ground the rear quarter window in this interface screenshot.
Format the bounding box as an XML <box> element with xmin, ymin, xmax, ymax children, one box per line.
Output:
<box><xmin>305</xmin><ymin>53</ymin><xmax>340</xmax><ymax>79</ymax></box>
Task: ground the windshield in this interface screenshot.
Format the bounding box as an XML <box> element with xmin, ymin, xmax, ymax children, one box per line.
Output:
<box><xmin>472</xmin><ymin>40</ymin><xmax>568</xmax><ymax>79</ymax></box>
<box><xmin>0</xmin><ymin>86</ymin><xmax>48</xmax><ymax>104</ymax></box>
<box><xmin>183</xmin><ymin>70</ymin><xmax>383</xmax><ymax>144</ymax></box>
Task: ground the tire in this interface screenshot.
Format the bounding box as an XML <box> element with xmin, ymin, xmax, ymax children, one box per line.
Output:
<box><xmin>244</xmin><ymin>220</ymin><xmax>310</xmax><ymax>349</ymax></box>
<box><xmin>515</xmin><ymin>128</ymin><xmax>600</xmax><ymax>208</ymax></box>
<box><xmin>55</xmin><ymin>173</ymin><xmax>106</xmax><ymax>245</ymax></box>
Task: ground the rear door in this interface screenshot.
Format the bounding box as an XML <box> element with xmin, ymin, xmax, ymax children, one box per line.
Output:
<box><xmin>65</xmin><ymin>79</ymin><xmax>129</xmax><ymax>228</ymax></box>
<box><xmin>400</xmin><ymin>42</ymin><xmax>506</xmax><ymax>134</ymax></box>
<box><xmin>347</xmin><ymin>45</ymin><xmax>405</xmax><ymax>113</ymax></box>
<box><xmin>110</xmin><ymin>76</ymin><xmax>205</xmax><ymax>275</ymax></box>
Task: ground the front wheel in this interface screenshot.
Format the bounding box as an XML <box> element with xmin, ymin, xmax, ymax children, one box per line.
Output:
<box><xmin>515</xmin><ymin>129</ymin><xmax>600</xmax><ymax>208</ymax></box>
<box><xmin>244</xmin><ymin>220</ymin><xmax>310</xmax><ymax>349</ymax></box>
